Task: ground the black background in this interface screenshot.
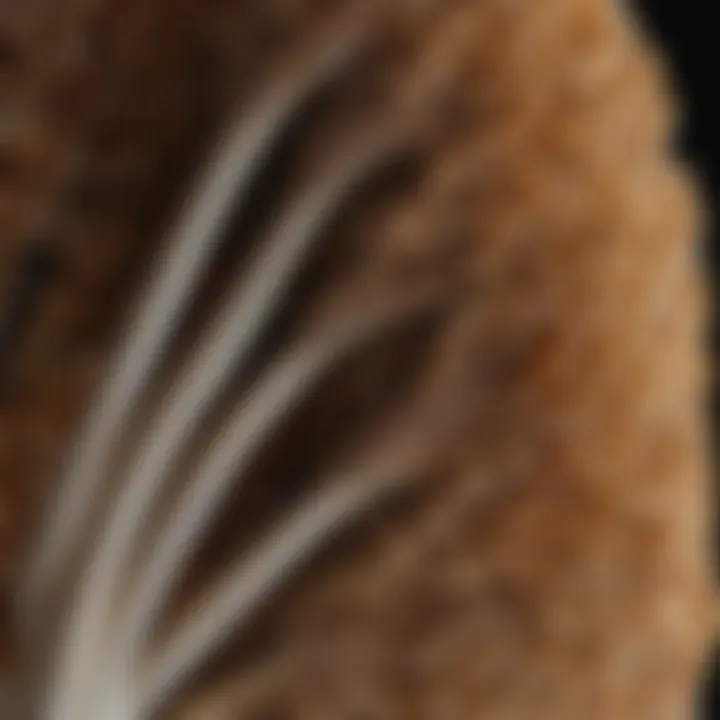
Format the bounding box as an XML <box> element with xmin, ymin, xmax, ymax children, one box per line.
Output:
<box><xmin>634</xmin><ymin>1</ymin><xmax>718</xmax><ymax>717</ymax></box>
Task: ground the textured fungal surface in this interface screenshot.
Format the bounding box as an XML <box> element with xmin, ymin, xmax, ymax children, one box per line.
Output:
<box><xmin>0</xmin><ymin>1</ymin><xmax>715</xmax><ymax>719</ymax></box>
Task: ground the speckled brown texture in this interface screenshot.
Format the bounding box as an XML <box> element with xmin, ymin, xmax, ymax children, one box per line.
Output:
<box><xmin>0</xmin><ymin>0</ymin><xmax>715</xmax><ymax>717</ymax></box>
